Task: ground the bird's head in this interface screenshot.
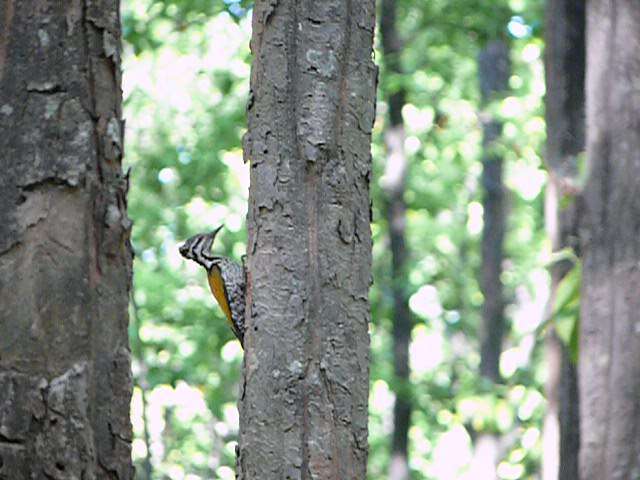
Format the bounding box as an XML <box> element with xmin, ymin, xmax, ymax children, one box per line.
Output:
<box><xmin>179</xmin><ymin>225</ymin><xmax>224</xmax><ymax>270</ymax></box>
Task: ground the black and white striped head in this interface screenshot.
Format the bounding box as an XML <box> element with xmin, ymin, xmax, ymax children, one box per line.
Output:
<box><xmin>179</xmin><ymin>225</ymin><xmax>223</xmax><ymax>270</ymax></box>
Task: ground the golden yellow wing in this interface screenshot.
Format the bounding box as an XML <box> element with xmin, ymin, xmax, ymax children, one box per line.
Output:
<box><xmin>207</xmin><ymin>266</ymin><xmax>235</xmax><ymax>332</ymax></box>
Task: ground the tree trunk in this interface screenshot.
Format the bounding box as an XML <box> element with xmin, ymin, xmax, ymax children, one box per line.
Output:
<box><xmin>0</xmin><ymin>1</ymin><xmax>132</xmax><ymax>479</ymax></box>
<box><xmin>542</xmin><ymin>0</ymin><xmax>585</xmax><ymax>478</ymax></box>
<box><xmin>238</xmin><ymin>1</ymin><xmax>376</xmax><ymax>479</ymax></box>
<box><xmin>542</xmin><ymin>331</ymin><xmax>581</xmax><ymax>480</ymax></box>
<box><xmin>558</xmin><ymin>342</ymin><xmax>580</xmax><ymax>479</ymax></box>
<box><xmin>478</xmin><ymin>40</ymin><xmax>509</xmax><ymax>384</ymax></box>
<box><xmin>380</xmin><ymin>1</ymin><xmax>412</xmax><ymax>479</ymax></box>
<box><xmin>579</xmin><ymin>2</ymin><xmax>640</xmax><ymax>479</ymax></box>
<box><xmin>132</xmin><ymin>290</ymin><xmax>154</xmax><ymax>480</ymax></box>
<box><xmin>470</xmin><ymin>39</ymin><xmax>510</xmax><ymax>480</ymax></box>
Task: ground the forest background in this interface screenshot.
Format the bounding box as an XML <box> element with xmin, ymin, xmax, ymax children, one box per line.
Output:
<box><xmin>123</xmin><ymin>0</ymin><xmax>557</xmax><ymax>478</ymax></box>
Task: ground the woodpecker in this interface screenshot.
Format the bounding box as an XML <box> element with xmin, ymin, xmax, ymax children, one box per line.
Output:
<box><xmin>179</xmin><ymin>226</ymin><xmax>246</xmax><ymax>347</ymax></box>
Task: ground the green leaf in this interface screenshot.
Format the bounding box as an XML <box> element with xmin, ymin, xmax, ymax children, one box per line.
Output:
<box><xmin>552</xmin><ymin>261</ymin><xmax>581</xmax><ymax>318</ymax></box>
<box><xmin>568</xmin><ymin>314</ymin><xmax>580</xmax><ymax>364</ymax></box>
<box><xmin>552</xmin><ymin>261</ymin><xmax>581</xmax><ymax>361</ymax></box>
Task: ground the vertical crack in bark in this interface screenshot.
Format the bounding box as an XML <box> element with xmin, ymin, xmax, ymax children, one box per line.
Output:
<box><xmin>326</xmin><ymin>2</ymin><xmax>354</xmax><ymax>476</ymax></box>
<box><xmin>282</xmin><ymin>1</ymin><xmax>313</xmax><ymax>475</ymax></box>
<box><xmin>302</xmin><ymin>164</ymin><xmax>318</xmax><ymax>478</ymax></box>
<box><xmin>335</xmin><ymin>0</ymin><xmax>354</xmax><ymax>150</ymax></box>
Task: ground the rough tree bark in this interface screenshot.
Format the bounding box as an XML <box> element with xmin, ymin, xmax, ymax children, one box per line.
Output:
<box><xmin>238</xmin><ymin>1</ymin><xmax>376</xmax><ymax>479</ymax></box>
<box><xmin>0</xmin><ymin>1</ymin><xmax>133</xmax><ymax>479</ymax></box>
<box><xmin>542</xmin><ymin>0</ymin><xmax>584</xmax><ymax>478</ymax></box>
<box><xmin>379</xmin><ymin>0</ymin><xmax>412</xmax><ymax>479</ymax></box>
<box><xmin>468</xmin><ymin>39</ymin><xmax>510</xmax><ymax>480</ymax></box>
<box><xmin>579</xmin><ymin>1</ymin><xmax>640</xmax><ymax>479</ymax></box>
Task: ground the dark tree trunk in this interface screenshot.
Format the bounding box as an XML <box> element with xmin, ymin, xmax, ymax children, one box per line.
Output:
<box><xmin>238</xmin><ymin>1</ymin><xmax>376</xmax><ymax>478</ymax></box>
<box><xmin>579</xmin><ymin>2</ymin><xmax>640</xmax><ymax>479</ymax></box>
<box><xmin>558</xmin><ymin>344</ymin><xmax>580</xmax><ymax>479</ymax></box>
<box><xmin>543</xmin><ymin>332</ymin><xmax>581</xmax><ymax>480</ymax></box>
<box><xmin>478</xmin><ymin>40</ymin><xmax>509</xmax><ymax>385</ymax></box>
<box><xmin>542</xmin><ymin>0</ymin><xmax>585</xmax><ymax>478</ymax></box>
<box><xmin>131</xmin><ymin>291</ymin><xmax>154</xmax><ymax>480</ymax></box>
<box><xmin>0</xmin><ymin>1</ymin><xmax>133</xmax><ymax>479</ymax></box>
<box><xmin>469</xmin><ymin>39</ymin><xmax>510</xmax><ymax>480</ymax></box>
<box><xmin>380</xmin><ymin>1</ymin><xmax>412</xmax><ymax>479</ymax></box>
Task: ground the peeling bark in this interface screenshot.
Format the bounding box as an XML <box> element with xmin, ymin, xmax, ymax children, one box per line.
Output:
<box><xmin>579</xmin><ymin>1</ymin><xmax>640</xmax><ymax>479</ymax></box>
<box><xmin>239</xmin><ymin>1</ymin><xmax>376</xmax><ymax>478</ymax></box>
<box><xmin>542</xmin><ymin>0</ymin><xmax>584</xmax><ymax>478</ymax></box>
<box><xmin>0</xmin><ymin>1</ymin><xmax>133</xmax><ymax>478</ymax></box>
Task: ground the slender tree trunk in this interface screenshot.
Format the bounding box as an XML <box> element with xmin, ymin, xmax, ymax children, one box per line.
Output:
<box><xmin>558</xmin><ymin>343</ymin><xmax>580</xmax><ymax>479</ymax></box>
<box><xmin>139</xmin><ymin>386</ymin><xmax>154</xmax><ymax>479</ymax></box>
<box><xmin>542</xmin><ymin>0</ymin><xmax>584</xmax><ymax>478</ymax></box>
<box><xmin>132</xmin><ymin>290</ymin><xmax>154</xmax><ymax>480</ymax></box>
<box><xmin>470</xmin><ymin>39</ymin><xmax>510</xmax><ymax>480</ymax></box>
<box><xmin>238</xmin><ymin>1</ymin><xmax>376</xmax><ymax>478</ymax></box>
<box><xmin>0</xmin><ymin>1</ymin><xmax>133</xmax><ymax>479</ymax></box>
<box><xmin>380</xmin><ymin>1</ymin><xmax>412</xmax><ymax>479</ymax></box>
<box><xmin>478</xmin><ymin>40</ymin><xmax>509</xmax><ymax>384</ymax></box>
<box><xmin>579</xmin><ymin>2</ymin><xmax>640</xmax><ymax>479</ymax></box>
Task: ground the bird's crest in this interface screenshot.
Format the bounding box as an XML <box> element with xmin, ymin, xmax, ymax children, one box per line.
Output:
<box><xmin>178</xmin><ymin>225</ymin><xmax>224</xmax><ymax>270</ymax></box>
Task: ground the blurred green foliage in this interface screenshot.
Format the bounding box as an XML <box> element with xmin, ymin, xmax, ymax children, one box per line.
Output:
<box><xmin>123</xmin><ymin>0</ymin><xmax>550</xmax><ymax>478</ymax></box>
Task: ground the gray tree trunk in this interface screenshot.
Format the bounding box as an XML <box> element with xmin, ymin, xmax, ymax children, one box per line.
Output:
<box><xmin>0</xmin><ymin>1</ymin><xmax>133</xmax><ymax>479</ymax></box>
<box><xmin>380</xmin><ymin>0</ymin><xmax>412</xmax><ymax>479</ymax></box>
<box><xmin>238</xmin><ymin>1</ymin><xmax>376</xmax><ymax>479</ymax></box>
<box><xmin>131</xmin><ymin>291</ymin><xmax>154</xmax><ymax>480</ymax></box>
<box><xmin>469</xmin><ymin>39</ymin><xmax>510</xmax><ymax>480</ymax></box>
<box><xmin>542</xmin><ymin>0</ymin><xmax>584</xmax><ymax>478</ymax></box>
<box><xmin>579</xmin><ymin>1</ymin><xmax>640</xmax><ymax>479</ymax></box>
<box><xmin>478</xmin><ymin>40</ymin><xmax>509</xmax><ymax>384</ymax></box>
